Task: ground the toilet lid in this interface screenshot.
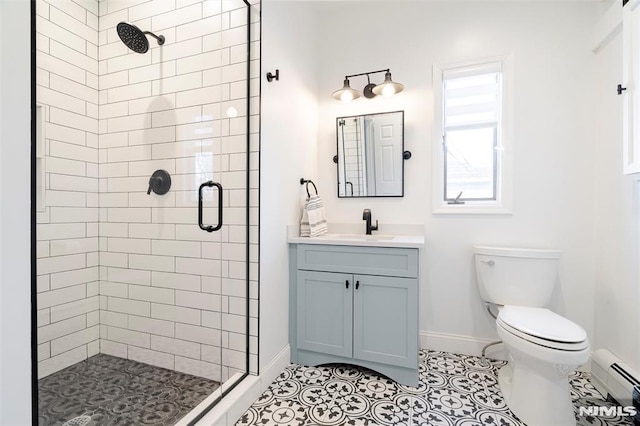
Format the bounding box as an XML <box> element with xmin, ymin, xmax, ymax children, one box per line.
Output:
<box><xmin>498</xmin><ymin>306</ymin><xmax>587</xmax><ymax>344</ymax></box>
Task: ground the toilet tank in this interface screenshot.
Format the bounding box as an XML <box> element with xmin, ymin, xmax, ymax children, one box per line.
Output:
<box><xmin>474</xmin><ymin>246</ymin><xmax>561</xmax><ymax>307</ymax></box>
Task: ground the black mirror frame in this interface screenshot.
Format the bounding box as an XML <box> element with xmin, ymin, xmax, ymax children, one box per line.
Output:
<box><xmin>335</xmin><ymin>110</ymin><xmax>408</xmax><ymax>198</ymax></box>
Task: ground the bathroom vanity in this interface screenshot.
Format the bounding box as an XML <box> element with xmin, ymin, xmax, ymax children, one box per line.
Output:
<box><xmin>288</xmin><ymin>234</ymin><xmax>424</xmax><ymax>386</ymax></box>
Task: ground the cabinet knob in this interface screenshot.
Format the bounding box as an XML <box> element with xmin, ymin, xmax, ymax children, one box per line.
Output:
<box><xmin>618</xmin><ymin>84</ymin><xmax>627</xmax><ymax>95</ymax></box>
<box><xmin>345</xmin><ymin>280</ymin><xmax>349</xmax><ymax>289</ymax></box>
<box><xmin>355</xmin><ymin>281</ymin><xmax>360</xmax><ymax>290</ymax></box>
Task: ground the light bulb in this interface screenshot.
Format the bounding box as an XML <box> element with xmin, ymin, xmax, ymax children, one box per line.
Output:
<box><xmin>381</xmin><ymin>85</ymin><xmax>396</xmax><ymax>97</ymax></box>
<box><xmin>226</xmin><ymin>106</ymin><xmax>238</xmax><ymax>118</ymax></box>
<box><xmin>372</xmin><ymin>71</ymin><xmax>404</xmax><ymax>97</ymax></box>
<box><xmin>341</xmin><ymin>91</ymin><xmax>353</xmax><ymax>102</ymax></box>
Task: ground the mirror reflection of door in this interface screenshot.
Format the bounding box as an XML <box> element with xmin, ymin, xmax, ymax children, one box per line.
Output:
<box><xmin>337</xmin><ymin>111</ymin><xmax>404</xmax><ymax>197</ymax></box>
<box><xmin>368</xmin><ymin>113</ymin><xmax>403</xmax><ymax>195</ymax></box>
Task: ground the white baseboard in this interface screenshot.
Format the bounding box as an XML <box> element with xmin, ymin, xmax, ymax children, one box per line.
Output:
<box><xmin>255</xmin><ymin>343</ymin><xmax>292</xmax><ymax>390</ymax></box>
<box><xmin>420</xmin><ymin>331</ymin><xmax>508</xmax><ymax>361</ymax></box>
<box><xmin>191</xmin><ymin>344</ymin><xmax>291</xmax><ymax>426</ymax></box>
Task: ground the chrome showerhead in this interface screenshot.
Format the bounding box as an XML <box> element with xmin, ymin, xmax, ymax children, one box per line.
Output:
<box><xmin>116</xmin><ymin>22</ymin><xmax>165</xmax><ymax>54</ymax></box>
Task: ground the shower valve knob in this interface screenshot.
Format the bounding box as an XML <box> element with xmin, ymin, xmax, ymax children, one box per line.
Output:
<box><xmin>147</xmin><ymin>177</ymin><xmax>160</xmax><ymax>195</ymax></box>
<box><xmin>147</xmin><ymin>169</ymin><xmax>171</xmax><ymax>195</ymax></box>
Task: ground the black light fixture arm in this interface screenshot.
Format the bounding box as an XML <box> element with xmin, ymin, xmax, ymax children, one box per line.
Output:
<box><xmin>344</xmin><ymin>68</ymin><xmax>390</xmax><ymax>80</ymax></box>
<box><xmin>332</xmin><ymin>68</ymin><xmax>403</xmax><ymax>101</ymax></box>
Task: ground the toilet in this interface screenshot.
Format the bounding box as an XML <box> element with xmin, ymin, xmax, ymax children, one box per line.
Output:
<box><xmin>474</xmin><ymin>246</ymin><xmax>590</xmax><ymax>426</ymax></box>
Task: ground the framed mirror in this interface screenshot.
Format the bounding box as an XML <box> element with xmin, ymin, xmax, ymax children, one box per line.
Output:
<box><xmin>336</xmin><ymin>110</ymin><xmax>405</xmax><ymax>197</ymax></box>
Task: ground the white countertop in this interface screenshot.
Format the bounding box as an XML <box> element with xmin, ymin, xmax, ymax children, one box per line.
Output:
<box><xmin>288</xmin><ymin>233</ymin><xmax>425</xmax><ymax>249</ymax></box>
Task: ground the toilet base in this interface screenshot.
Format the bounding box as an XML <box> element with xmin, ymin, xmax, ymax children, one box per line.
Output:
<box><xmin>498</xmin><ymin>360</ymin><xmax>576</xmax><ymax>426</ymax></box>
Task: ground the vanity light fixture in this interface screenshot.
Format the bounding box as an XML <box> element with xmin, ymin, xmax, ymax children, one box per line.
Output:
<box><xmin>372</xmin><ymin>70</ymin><xmax>405</xmax><ymax>97</ymax></box>
<box><xmin>332</xmin><ymin>69</ymin><xmax>404</xmax><ymax>102</ymax></box>
<box><xmin>332</xmin><ymin>78</ymin><xmax>361</xmax><ymax>102</ymax></box>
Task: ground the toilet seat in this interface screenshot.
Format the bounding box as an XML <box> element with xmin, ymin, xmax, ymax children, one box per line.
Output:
<box><xmin>497</xmin><ymin>305</ymin><xmax>588</xmax><ymax>351</ymax></box>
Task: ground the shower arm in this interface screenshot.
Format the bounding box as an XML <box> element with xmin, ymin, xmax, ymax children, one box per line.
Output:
<box><xmin>143</xmin><ymin>31</ymin><xmax>165</xmax><ymax>45</ymax></box>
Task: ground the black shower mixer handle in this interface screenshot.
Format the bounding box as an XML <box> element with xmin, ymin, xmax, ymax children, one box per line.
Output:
<box><xmin>147</xmin><ymin>176</ymin><xmax>161</xmax><ymax>195</ymax></box>
<box><xmin>147</xmin><ymin>169</ymin><xmax>171</xmax><ymax>195</ymax></box>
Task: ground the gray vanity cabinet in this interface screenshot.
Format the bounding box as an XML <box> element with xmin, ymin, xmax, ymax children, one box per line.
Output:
<box><xmin>290</xmin><ymin>243</ymin><xmax>419</xmax><ymax>386</ymax></box>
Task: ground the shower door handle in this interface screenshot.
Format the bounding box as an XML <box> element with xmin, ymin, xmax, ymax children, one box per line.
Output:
<box><xmin>198</xmin><ymin>181</ymin><xmax>223</xmax><ymax>232</ymax></box>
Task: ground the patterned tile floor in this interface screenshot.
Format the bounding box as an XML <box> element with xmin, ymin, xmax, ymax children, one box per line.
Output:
<box><xmin>237</xmin><ymin>350</ymin><xmax>632</xmax><ymax>426</ymax></box>
<box><xmin>38</xmin><ymin>354</ymin><xmax>220</xmax><ymax>426</ymax></box>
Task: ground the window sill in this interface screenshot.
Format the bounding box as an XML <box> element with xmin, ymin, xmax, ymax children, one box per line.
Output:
<box><xmin>432</xmin><ymin>204</ymin><xmax>512</xmax><ymax>215</ymax></box>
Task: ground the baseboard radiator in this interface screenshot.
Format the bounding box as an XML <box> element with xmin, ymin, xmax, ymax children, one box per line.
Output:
<box><xmin>591</xmin><ymin>349</ymin><xmax>640</xmax><ymax>424</ymax></box>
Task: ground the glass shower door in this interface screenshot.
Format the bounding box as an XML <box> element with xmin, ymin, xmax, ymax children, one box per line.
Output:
<box><xmin>34</xmin><ymin>0</ymin><xmax>257</xmax><ymax>424</ymax></box>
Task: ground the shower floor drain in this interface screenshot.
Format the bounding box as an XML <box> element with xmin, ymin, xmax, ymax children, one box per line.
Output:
<box><xmin>62</xmin><ymin>415</ymin><xmax>92</xmax><ymax>426</ymax></box>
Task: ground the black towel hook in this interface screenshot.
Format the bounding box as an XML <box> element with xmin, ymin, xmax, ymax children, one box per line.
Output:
<box><xmin>300</xmin><ymin>178</ymin><xmax>318</xmax><ymax>198</ymax></box>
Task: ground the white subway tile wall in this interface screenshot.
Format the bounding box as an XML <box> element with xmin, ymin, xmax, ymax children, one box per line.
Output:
<box><xmin>341</xmin><ymin>118</ymin><xmax>365</xmax><ymax>197</ymax></box>
<box><xmin>36</xmin><ymin>0</ymin><xmax>260</xmax><ymax>382</ymax></box>
<box><xmin>36</xmin><ymin>0</ymin><xmax>100</xmax><ymax>379</ymax></box>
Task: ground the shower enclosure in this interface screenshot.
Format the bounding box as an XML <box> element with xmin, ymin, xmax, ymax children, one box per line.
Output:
<box><xmin>32</xmin><ymin>0</ymin><xmax>259</xmax><ymax>424</ymax></box>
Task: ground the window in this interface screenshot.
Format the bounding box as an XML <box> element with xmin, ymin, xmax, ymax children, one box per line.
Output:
<box><xmin>432</xmin><ymin>57</ymin><xmax>513</xmax><ymax>214</ymax></box>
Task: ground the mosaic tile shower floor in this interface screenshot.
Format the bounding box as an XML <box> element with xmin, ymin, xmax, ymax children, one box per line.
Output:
<box><xmin>237</xmin><ymin>350</ymin><xmax>632</xmax><ymax>426</ymax></box>
<box><xmin>38</xmin><ymin>354</ymin><xmax>219</xmax><ymax>426</ymax></box>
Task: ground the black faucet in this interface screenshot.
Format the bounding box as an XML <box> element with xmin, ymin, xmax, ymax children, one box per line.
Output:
<box><xmin>362</xmin><ymin>209</ymin><xmax>378</xmax><ymax>235</ymax></box>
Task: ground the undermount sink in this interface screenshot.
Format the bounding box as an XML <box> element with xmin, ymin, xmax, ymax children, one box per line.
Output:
<box><xmin>329</xmin><ymin>234</ymin><xmax>397</xmax><ymax>241</ymax></box>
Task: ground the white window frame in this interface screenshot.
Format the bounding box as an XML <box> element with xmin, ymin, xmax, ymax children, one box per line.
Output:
<box><xmin>432</xmin><ymin>55</ymin><xmax>514</xmax><ymax>214</ymax></box>
<box><xmin>622</xmin><ymin>0</ymin><xmax>640</xmax><ymax>175</ymax></box>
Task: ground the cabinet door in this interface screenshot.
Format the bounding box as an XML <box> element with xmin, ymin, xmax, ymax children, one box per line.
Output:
<box><xmin>297</xmin><ymin>270</ymin><xmax>353</xmax><ymax>357</ymax></box>
<box><xmin>353</xmin><ymin>275</ymin><xmax>418</xmax><ymax>368</ymax></box>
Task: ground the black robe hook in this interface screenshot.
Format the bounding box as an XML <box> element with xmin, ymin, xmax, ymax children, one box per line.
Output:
<box><xmin>267</xmin><ymin>69</ymin><xmax>279</xmax><ymax>82</ymax></box>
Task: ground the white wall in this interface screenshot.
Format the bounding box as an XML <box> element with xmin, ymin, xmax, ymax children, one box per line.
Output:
<box><xmin>267</xmin><ymin>1</ymin><xmax>600</xmax><ymax>354</ymax></box>
<box><xmin>259</xmin><ymin>0</ymin><xmax>319</xmax><ymax>371</ymax></box>
<box><xmin>0</xmin><ymin>0</ymin><xmax>33</xmax><ymax>423</ymax></box>
<box><xmin>593</xmin><ymin>15</ymin><xmax>640</xmax><ymax>372</ymax></box>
